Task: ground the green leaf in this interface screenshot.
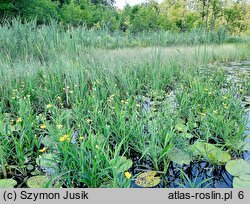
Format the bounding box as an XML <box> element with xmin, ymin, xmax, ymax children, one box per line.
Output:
<box><xmin>135</xmin><ymin>171</ymin><xmax>161</xmax><ymax>188</ymax></box>
<box><xmin>27</xmin><ymin>176</ymin><xmax>49</xmax><ymax>188</ymax></box>
<box><xmin>167</xmin><ymin>147</ymin><xmax>191</xmax><ymax>165</ymax></box>
<box><xmin>207</xmin><ymin>148</ymin><xmax>231</xmax><ymax>164</ymax></box>
<box><xmin>36</xmin><ymin>153</ymin><xmax>59</xmax><ymax>174</ymax></box>
<box><xmin>242</xmin><ymin>143</ymin><xmax>250</xmax><ymax>151</ymax></box>
<box><xmin>180</xmin><ymin>132</ymin><xmax>194</xmax><ymax>139</ymax></box>
<box><xmin>233</xmin><ymin>177</ymin><xmax>250</xmax><ymax>188</ymax></box>
<box><xmin>40</xmin><ymin>135</ymin><xmax>54</xmax><ymax>146</ymax></box>
<box><xmin>0</xmin><ymin>179</ymin><xmax>17</xmax><ymax>188</ymax></box>
<box><xmin>233</xmin><ymin>141</ymin><xmax>250</xmax><ymax>151</ymax></box>
<box><xmin>26</xmin><ymin>164</ymin><xmax>34</xmax><ymax>171</ymax></box>
<box><xmin>190</xmin><ymin>141</ymin><xmax>231</xmax><ymax>164</ymax></box>
<box><xmin>225</xmin><ymin>159</ymin><xmax>250</xmax><ymax>177</ymax></box>
<box><xmin>239</xmin><ymin>174</ymin><xmax>250</xmax><ymax>181</ymax></box>
<box><xmin>110</xmin><ymin>156</ymin><xmax>133</xmax><ymax>173</ymax></box>
<box><xmin>175</xmin><ymin>123</ymin><xmax>188</xmax><ymax>132</ymax></box>
<box><xmin>190</xmin><ymin>141</ymin><xmax>214</xmax><ymax>156</ymax></box>
<box><xmin>36</xmin><ymin>153</ymin><xmax>59</xmax><ymax>169</ymax></box>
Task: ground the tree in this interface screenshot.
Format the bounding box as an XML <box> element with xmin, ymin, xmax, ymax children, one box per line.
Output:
<box><xmin>59</xmin><ymin>0</ymin><xmax>84</xmax><ymax>25</ymax></box>
<box><xmin>0</xmin><ymin>0</ymin><xmax>15</xmax><ymax>19</ymax></box>
<box><xmin>223</xmin><ymin>1</ymin><xmax>248</xmax><ymax>34</ymax></box>
<box><xmin>14</xmin><ymin>0</ymin><xmax>58</xmax><ymax>23</ymax></box>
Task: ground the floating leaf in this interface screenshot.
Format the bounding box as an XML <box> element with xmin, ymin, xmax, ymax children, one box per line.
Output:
<box><xmin>175</xmin><ymin>123</ymin><xmax>188</xmax><ymax>132</ymax></box>
<box><xmin>233</xmin><ymin>177</ymin><xmax>250</xmax><ymax>188</ymax></box>
<box><xmin>190</xmin><ymin>141</ymin><xmax>231</xmax><ymax>164</ymax></box>
<box><xmin>233</xmin><ymin>141</ymin><xmax>250</xmax><ymax>151</ymax></box>
<box><xmin>135</xmin><ymin>171</ymin><xmax>161</xmax><ymax>188</ymax></box>
<box><xmin>40</xmin><ymin>135</ymin><xmax>54</xmax><ymax>146</ymax></box>
<box><xmin>225</xmin><ymin>159</ymin><xmax>250</xmax><ymax>177</ymax></box>
<box><xmin>242</xmin><ymin>143</ymin><xmax>250</xmax><ymax>151</ymax></box>
<box><xmin>167</xmin><ymin>147</ymin><xmax>191</xmax><ymax>165</ymax></box>
<box><xmin>190</xmin><ymin>141</ymin><xmax>214</xmax><ymax>156</ymax></box>
<box><xmin>36</xmin><ymin>153</ymin><xmax>59</xmax><ymax>175</ymax></box>
<box><xmin>0</xmin><ymin>179</ymin><xmax>17</xmax><ymax>188</ymax></box>
<box><xmin>207</xmin><ymin>148</ymin><xmax>231</xmax><ymax>164</ymax></box>
<box><xmin>27</xmin><ymin>176</ymin><xmax>49</xmax><ymax>188</ymax></box>
<box><xmin>239</xmin><ymin>174</ymin><xmax>250</xmax><ymax>181</ymax></box>
<box><xmin>245</xmin><ymin>134</ymin><xmax>250</xmax><ymax>143</ymax></box>
<box><xmin>110</xmin><ymin>156</ymin><xmax>132</xmax><ymax>174</ymax></box>
<box><xmin>180</xmin><ymin>132</ymin><xmax>194</xmax><ymax>139</ymax></box>
<box><xmin>26</xmin><ymin>164</ymin><xmax>34</xmax><ymax>171</ymax></box>
<box><xmin>188</xmin><ymin>121</ymin><xmax>198</xmax><ymax>129</ymax></box>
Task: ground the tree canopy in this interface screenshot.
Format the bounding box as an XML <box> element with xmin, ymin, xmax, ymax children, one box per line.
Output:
<box><xmin>0</xmin><ymin>0</ymin><xmax>249</xmax><ymax>34</ymax></box>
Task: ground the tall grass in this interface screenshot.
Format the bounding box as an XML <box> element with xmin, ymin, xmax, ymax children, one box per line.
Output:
<box><xmin>0</xmin><ymin>19</ymin><xmax>248</xmax><ymax>62</ymax></box>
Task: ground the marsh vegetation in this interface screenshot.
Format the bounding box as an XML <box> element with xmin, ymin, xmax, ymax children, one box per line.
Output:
<box><xmin>0</xmin><ymin>18</ymin><xmax>250</xmax><ymax>188</ymax></box>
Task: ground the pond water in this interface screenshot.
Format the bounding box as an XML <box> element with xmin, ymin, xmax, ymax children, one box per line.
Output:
<box><xmin>222</xmin><ymin>60</ymin><xmax>250</xmax><ymax>163</ymax></box>
<box><xmin>182</xmin><ymin>60</ymin><xmax>250</xmax><ymax>188</ymax></box>
<box><xmin>132</xmin><ymin>59</ymin><xmax>250</xmax><ymax>188</ymax></box>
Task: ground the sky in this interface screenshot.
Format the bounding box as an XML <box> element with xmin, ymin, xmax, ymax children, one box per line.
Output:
<box><xmin>115</xmin><ymin>0</ymin><xmax>164</xmax><ymax>9</ymax></box>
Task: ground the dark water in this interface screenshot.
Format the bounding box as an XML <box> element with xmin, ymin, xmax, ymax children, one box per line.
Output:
<box><xmin>132</xmin><ymin>60</ymin><xmax>250</xmax><ymax>188</ymax></box>
<box><xmin>223</xmin><ymin>60</ymin><xmax>250</xmax><ymax>162</ymax></box>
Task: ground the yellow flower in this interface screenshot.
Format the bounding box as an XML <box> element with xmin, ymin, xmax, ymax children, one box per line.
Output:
<box><xmin>40</xmin><ymin>124</ymin><xmax>46</xmax><ymax>129</ymax></box>
<box><xmin>46</xmin><ymin>104</ymin><xmax>52</xmax><ymax>108</ymax></box>
<box><xmin>121</xmin><ymin>100</ymin><xmax>125</xmax><ymax>103</ymax></box>
<box><xmin>56</xmin><ymin>124</ymin><xmax>63</xmax><ymax>129</ymax></box>
<box><xmin>39</xmin><ymin>147</ymin><xmax>46</xmax><ymax>153</ymax></box>
<box><xmin>57</xmin><ymin>96</ymin><xmax>61</xmax><ymax>100</ymax></box>
<box><xmin>59</xmin><ymin>134</ymin><xmax>70</xmax><ymax>142</ymax></box>
<box><xmin>223</xmin><ymin>96</ymin><xmax>228</xmax><ymax>100</ymax></box>
<box><xmin>200</xmin><ymin>112</ymin><xmax>206</xmax><ymax>117</ymax></box>
<box><xmin>86</xmin><ymin>119</ymin><xmax>92</xmax><ymax>123</ymax></box>
<box><xmin>223</xmin><ymin>104</ymin><xmax>228</xmax><ymax>109</ymax></box>
<box><xmin>16</xmin><ymin>117</ymin><xmax>22</xmax><ymax>123</ymax></box>
<box><xmin>124</xmin><ymin>171</ymin><xmax>132</xmax><ymax>179</ymax></box>
<box><xmin>95</xmin><ymin>145</ymin><xmax>100</xmax><ymax>149</ymax></box>
<box><xmin>59</xmin><ymin>136</ymin><xmax>65</xmax><ymax>142</ymax></box>
<box><xmin>79</xmin><ymin>136</ymin><xmax>84</xmax><ymax>140</ymax></box>
<box><xmin>136</xmin><ymin>104</ymin><xmax>140</xmax><ymax>107</ymax></box>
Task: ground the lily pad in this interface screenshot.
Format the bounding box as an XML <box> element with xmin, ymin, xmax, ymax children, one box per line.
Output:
<box><xmin>242</xmin><ymin>143</ymin><xmax>250</xmax><ymax>151</ymax></box>
<box><xmin>167</xmin><ymin>147</ymin><xmax>191</xmax><ymax>165</ymax></box>
<box><xmin>245</xmin><ymin>134</ymin><xmax>250</xmax><ymax>142</ymax></box>
<box><xmin>207</xmin><ymin>148</ymin><xmax>231</xmax><ymax>163</ymax></box>
<box><xmin>40</xmin><ymin>135</ymin><xmax>54</xmax><ymax>146</ymax></box>
<box><xmin>233</xmin><ymin>177</ymin><xmax>250</xmax><ymax>188</ymax></box>
<box><xmin>110</xmin><ymin>156</ymin><xmax>132</xmax><ymax>174</ymax></box>
<box><xmin>225</xmin><ymin>159</ymin><xmax>250</xmax><ymax>177</ymax></box>
<box><xmin>239</xmin><ymin>174</ymin><xmax>250</xmax><ymax>181</ymax></box>
<box><xmin>175</xmin><ymin>123</ymin><xmax>188</xmax><ymax>132</ymax></box>
<box><xmin>36</xmin><ymin>153</ymin><xmax>59</xmax><ymax>175</ymax></box>
<box><xmin>190</xmin><ymin>141</ymin><xmax>214</xmax><ymax>156</ymax></box>
<box><xmin>0</xmin><ymin>179</ymin><xmax>17</xmax><ymax>188</ymax></box>
<box><xmin>233</xmin><ymin>141</ymin><xmax>250</xmax><ymax>151</ymax></box>
<box><xmin>190</xmin><ymin>141</ymin><xmax>231</xmax><ymax>164</ymax></box>
<box><xmin>135</xmin><ymin>171</ymin><xmax>161</xmax><ymax>188</ymax></box>
<box><xmin>27</xmin><ymin>176</ymin><xmax>49</xmax><ymax>188</ymax></box>
<box><xmin>180</xmin><ymin>132</ymin><xmax>194</xmax><ymax>139</ymax></box>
